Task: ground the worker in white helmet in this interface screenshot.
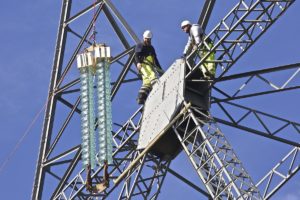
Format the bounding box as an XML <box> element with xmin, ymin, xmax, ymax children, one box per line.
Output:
<box><xmin>181</xmin><ymin>20</ymin><xmax>203</xmax><ymax>57</ymax></box>
<box><xmin>181</xmin><ymin>20</ymin><xmax>215</xmax><ymax>79</ymax></box>
<box><xmin>135</xmin><ymin>30</ymin><xmax>164</xmax><ymax>104</ymax></box>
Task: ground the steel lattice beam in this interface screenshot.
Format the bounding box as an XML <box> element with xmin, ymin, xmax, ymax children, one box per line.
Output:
<box><xmin>32</xmin><ymin>0</ymin><xmax>140</xmax><ymax>197</ymax></box>
<box><xmin>198</xmin><ymin>0</ymin><xmax>216</xmax><ymax>32</ymax></box>
<box><xmin>118</xmin><ymin>152</ymin><xmax>170</xmax><ymax>200</ymax></box>
<box><xmin>173</xmin><ymin>105</ymin><xmax>261</xmax><ymax>199</ymax></box>
<box><xmin>56</xmin><ymin>47</ymin><xmax>137</xmax><ymax>96</ymax></box>
<box><xmin>212</xmin><ymin>100</ymin><xmax>300</xmax><ymax>147</ymax></box>
<box><xmin>186</xmin><ymin>0</ymin><xmax>295</xmax><ymax>80</ymax></box>
<box><xmin>166</xmin><ymin>168</ymin><xmax>211</xmax><ymax>198</ymax></box>
<box><xmin>32</xmin><ymin>0</ymin><xmax>72</xmax><ymax>199</ymax></box>
<box><xmin>256</xmin><ymin>147</ymin><xmax>300</xmax><ymax>199</ymax></box>
<box><xmin>52</xmin><ymin>97</ymin><xmax>299</xmax><ymax>198</ymax></box>
<box><xmin>32</xmin><ymin>0</ymin><xmax>298</xmax><ymax>199</ymax></box>
<box><xmin>54</xmin><ymin>107</ymin><xmax>142</xmax><ymax>199</ymax></box>
<box><xmin>213</xmin><ymin>63</ymin><xmax>300</xmax><ymax>102</ymax></box>
<box><xmin>56</xmin><ymin>2</ymin><xmax>105</xmax><ymax>89</ymax></box>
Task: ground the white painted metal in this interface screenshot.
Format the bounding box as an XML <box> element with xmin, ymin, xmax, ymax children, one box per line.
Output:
<box><xmin>76</xmin><ymin>45</ymin><xmax>111</xmax><ymax>69</ymax></box>
<box><xmin>94</xmin><ymin>45</ymin><xmax>111</xmax><ymax>59</ymax></box>
<box><xmin>76</xmin><ymin>52</ymin><xmax>93</xmax><ymax>68</ymax></box>
<box><xmin>137</xmin><ymin>59</ymin><xmax>185</xmax><ymax>149</ymax></box>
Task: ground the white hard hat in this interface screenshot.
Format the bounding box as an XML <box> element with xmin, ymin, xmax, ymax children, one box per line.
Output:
<box><xmin>181</xmin><ymin>20</ymin><xmax>191</xmax><ymax>28</ymax></box>
<box><xmin>143</xmin><ymin>30</ymin><xmax>153</xmax><ymax>39</ymax></box>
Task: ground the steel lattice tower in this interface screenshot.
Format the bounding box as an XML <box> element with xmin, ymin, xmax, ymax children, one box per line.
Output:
<box><xmin>32</xmin><ymin>0</ymin><xmax>300</xmax><ymax>199</ymax></box>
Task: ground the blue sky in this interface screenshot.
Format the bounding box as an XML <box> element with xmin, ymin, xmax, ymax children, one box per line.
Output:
<box><xmin>0</xmin><ymin>1</ymin><xmax>299</xmax><ymax>199</ymax></box>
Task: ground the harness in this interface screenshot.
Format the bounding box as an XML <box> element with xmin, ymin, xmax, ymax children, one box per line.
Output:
<box><xmin>142</xmin><ymin>56</ymin><xmax>164</xmax><ymax>76</ymax></box>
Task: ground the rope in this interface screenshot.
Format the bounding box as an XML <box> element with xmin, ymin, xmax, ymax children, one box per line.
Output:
<box><xmin>88</xmin><ymin>0</ymin><xmax>98</xmax><ymax>45</ymax></box>
<box><xmin>80</xmin><ymin>0</ymin><xmax>98</xmax><ymax>55</ymax></box>
<box><xmin>0</xmin><ymin>95</ymin><xmax>51</xmax><ymax>175</ymax></box>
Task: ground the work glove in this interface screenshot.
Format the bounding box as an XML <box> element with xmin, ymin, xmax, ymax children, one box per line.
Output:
<box><xmin>137</xmin><ymin>63</ymin><xmax>142</xmax><ymax>72</ymax></box>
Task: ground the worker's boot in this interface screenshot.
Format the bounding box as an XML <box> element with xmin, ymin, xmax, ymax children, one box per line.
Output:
<box><xmin>137</xmin><ymin>86</ymin><xmax>150</xmax><ymax>105</ymax></box>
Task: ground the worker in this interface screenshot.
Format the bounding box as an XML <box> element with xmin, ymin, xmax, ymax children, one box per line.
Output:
<box><xmin>135</xmin><ymin>30</ymin><xmax>164</xmax><ymax>104</ymax></box>
<box><xmin>181</xmin><ymin>20</ymin><xmax>215</xmax><ymax>79</ymax></box>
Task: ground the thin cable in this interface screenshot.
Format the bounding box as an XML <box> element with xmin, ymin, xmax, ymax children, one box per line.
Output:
<box><xmin>88</xmin><ymin>0</ymin><xmax>98</xmax><ymax>45</ymax></box>
<box><xmin>0</xmin><ymin>96</ymin><xmax>50</xmax><ymax>175</ymax></box>
<box><xmin>81</xmin><ymin>0</ymin><xmax>98</xmax><ymax>53</ymax></box>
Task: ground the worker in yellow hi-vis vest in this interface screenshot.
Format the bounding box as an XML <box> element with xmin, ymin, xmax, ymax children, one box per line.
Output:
<box><xmin>181</xmin><ymin>20</ymin><xmax>216</xmax><ymax>79</ymax></box>
<box><xmin>135</xmin><ymin>30</ymin><xmax>164</xmax><ymax>104</ymax></box>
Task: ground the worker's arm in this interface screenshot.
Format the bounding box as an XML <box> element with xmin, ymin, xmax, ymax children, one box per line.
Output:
<box><xmin>154</xmin><ymin>55</ymin><xmax>164</xmax><ymax>75</ymax></box>
<box><xmin>183</xmin><ymin>35</ymin><xmax>193</xmax><ymax>56</ymax></box>
<box><xmin>135</xmin><ymin>43</ymin><xmax>143</xmax><ymax>71</ymax></box>
<box><xmin>154</xmin><ymin>56</ymin><xmax>162</xmax><ymax>69</ymax></box>
<box><xmin>151</xmin><ymin>46</ymin><xmax>161</xmax><ymax>69</ymax></box>
<box><xmin>151</xmin><ymin>46</ymin><xmax>164</xmax><ymax>75</ymax></box>
<box><xmin>191</xmin><ymin>25</ymin><xmax>203</xmax><ymax>45</ymax></box>
<box><xmin>183</xmin><ymin>25</ymin><xmax>203</xmax><ymax>57</ymax></box>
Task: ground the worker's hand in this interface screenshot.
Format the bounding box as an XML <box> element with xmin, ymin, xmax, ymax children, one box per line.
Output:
<box><xmin>137</xmin><ymin>63</ymin><xmax>142</xmax><ymax>71</ymax></box>
<box><xmin>203</xmin><ymin>71</ymin><xmax>214</xmax><ymax>80</ymax></box>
